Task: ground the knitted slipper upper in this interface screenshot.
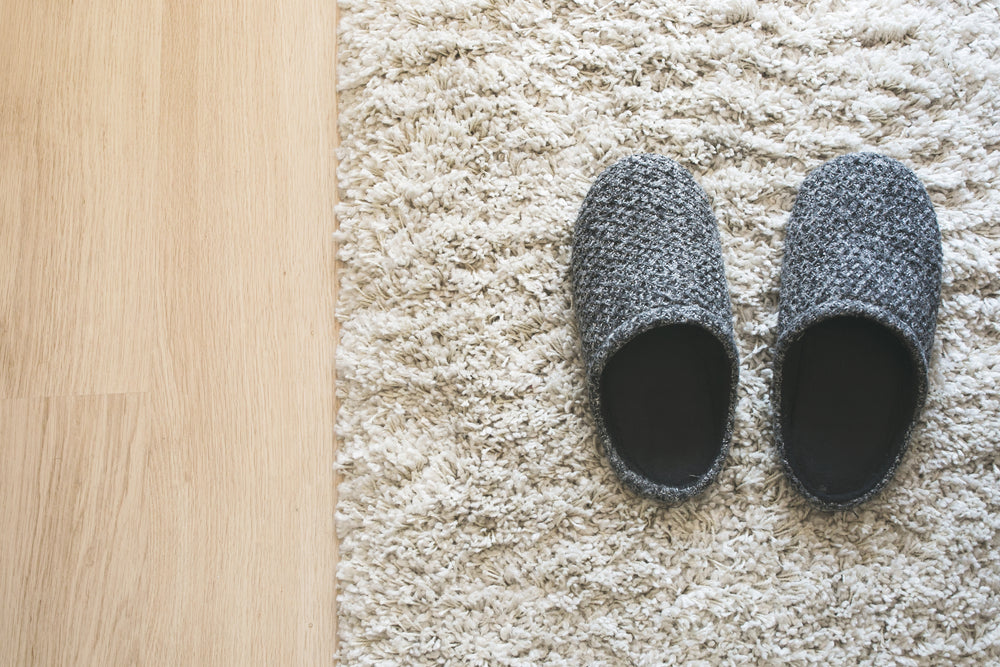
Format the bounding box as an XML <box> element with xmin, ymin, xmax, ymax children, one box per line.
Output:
<box><xmin>772</xmin><ymin>152</ymin><xmax>943</xmax><ymax>509</ymax></box>
<box><xmin>571</xmin><ymin>154</ymin><xmax>739</xmax><ymax>503</ymax></box>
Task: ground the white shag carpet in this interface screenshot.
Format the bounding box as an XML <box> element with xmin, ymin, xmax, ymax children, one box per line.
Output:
<box><xmin>335</xmin><ymin>0</ymin><xmax>1000</xmax><ymax>663</ymax></box>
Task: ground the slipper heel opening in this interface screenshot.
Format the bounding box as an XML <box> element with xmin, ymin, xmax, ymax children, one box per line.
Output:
<box><xmin>780</xmin><ymin>316</ymin><xmax>919</xmax><ymax>504</ymax></box>
<box><xmin>599</xmin><ymin>324</ymin><xmax>733</xmax><ymax>489</ymax></box>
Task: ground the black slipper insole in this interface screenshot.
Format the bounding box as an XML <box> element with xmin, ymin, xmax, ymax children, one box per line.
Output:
<box><xmin>781</xmin><ymin>316</ymin><xmax>918</xmax><ymax>501</ymax></box>
<box><xmin>600</xmin><ymin>325</ymin><xmax>732</xmax><ymax>488</ymax></box>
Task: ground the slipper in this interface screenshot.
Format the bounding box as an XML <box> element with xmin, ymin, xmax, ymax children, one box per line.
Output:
<box><xmin>571</xmin><ymin>154</ymin><xmax>740</xmax><ymax>503</ymax></box>
<box><xmin>772</xmin><ymin>153</ymin><xmax>943</xmax><ymax>509</ymax></box>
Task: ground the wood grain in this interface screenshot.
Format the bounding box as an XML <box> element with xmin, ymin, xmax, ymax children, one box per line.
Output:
<box><xmin>0</xmin><ymin>1</ymin><xmax>338</xmax><ymax>663</ymax></box>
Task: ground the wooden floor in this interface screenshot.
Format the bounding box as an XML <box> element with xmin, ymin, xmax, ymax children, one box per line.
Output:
<box><xmin>0</xmin><ymin>2</ymin><xmax>338</xmax><ymax>664</ymax></box>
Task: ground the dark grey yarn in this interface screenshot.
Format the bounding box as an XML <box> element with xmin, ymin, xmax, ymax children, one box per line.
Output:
<box><xmin>772</xmin><ymin>152</ymin><xmax>943</xmax><ymax>510</ymax></box>
<box><xmin>571</xmin><ymin>154</ymin><xmax>740</xmax><ymax>503</ymax></box>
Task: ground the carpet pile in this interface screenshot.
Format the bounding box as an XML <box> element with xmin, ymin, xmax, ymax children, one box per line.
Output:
<box><xmin>336</xmin><ymin>0</ymin><xmax>1000</xmax><ymax>662</ymax></box>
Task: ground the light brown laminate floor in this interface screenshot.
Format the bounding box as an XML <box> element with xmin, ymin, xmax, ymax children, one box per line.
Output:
<box><xmin>0</xmin><ymin>2</ymin><xmax>338</xmax><ymax>663</ymax></box>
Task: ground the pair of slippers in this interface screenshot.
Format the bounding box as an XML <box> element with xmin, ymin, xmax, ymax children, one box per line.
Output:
<box><xmin>571</xmin><ymin>153</ymin><xmax>942</xmax><ymax>510</ymax></box>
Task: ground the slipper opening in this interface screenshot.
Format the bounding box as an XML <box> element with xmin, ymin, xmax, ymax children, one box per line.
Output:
<box><xmin>599</xmin><ymin>324</ymin><xmax>733</xmax><ymax>489</ymax></box>
<box><xmin>780</xmin><ymin>315</ymin><xmax>919</xmax><ymax>504</ymax></box>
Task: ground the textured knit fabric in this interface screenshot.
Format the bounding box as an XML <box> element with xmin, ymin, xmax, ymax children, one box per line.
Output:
<box><xmin>772</xmin><ymin>152</ymin><xmax>943</xmax><ymax>509</ymax></box>
<box><xmin>571</xmin><ymin>154</ymin><xmax>739</xmax><ymax>503</ymax></box>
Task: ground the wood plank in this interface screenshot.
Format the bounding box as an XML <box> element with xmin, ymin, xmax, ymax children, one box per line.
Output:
<box><xmin>0</xmin><ymin>395</ymin><xmax>151</xmax><ymax>665</ymax></box>
<box><xmin>0</xmin><ymin>2</ymin><xmax>159</xmax><ymax>398</ymax></box>
<box><xmin>0</xmin><ymin>0</ymin><xmax>337</xmax><ymax>662</ymax></box>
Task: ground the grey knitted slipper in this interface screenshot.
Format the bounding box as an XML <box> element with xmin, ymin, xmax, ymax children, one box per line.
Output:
<box><xmin>772</xmin><ymin>153</ymin><xmax>942</xmax><ymax>510</ymax></box>
<box><xmin>571</xmin><ymin>154</ymin><xmax>739</xmax><ymax>503</ymax></box>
